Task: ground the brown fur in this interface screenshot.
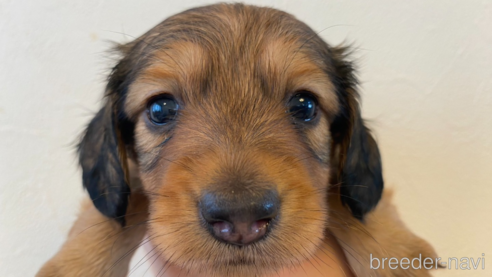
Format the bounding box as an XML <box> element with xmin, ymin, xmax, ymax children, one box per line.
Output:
<box><xmin>37</xmin><ymin>3</ymin><xmax>437</xmax><ymax>277</ymax></box>
<box><xmin>328</xmin><ymin>190</ymin><xmax>438</xmax><ymax>277</ymax></box>
<box><xmin>37</xmin><ymin>192</ymin><xmax>148</xmax><ymax>277</ymax></box>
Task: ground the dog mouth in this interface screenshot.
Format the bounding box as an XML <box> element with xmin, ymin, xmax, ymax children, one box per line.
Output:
<box><xmin>147</xmin><ymin>202</ymin><xmax>325</xmax><ymax>277</ymax></box>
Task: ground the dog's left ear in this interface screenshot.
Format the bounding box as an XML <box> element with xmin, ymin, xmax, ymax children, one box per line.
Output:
<box><xmin>330</xmin><ymin>46</ymin><xmax>384</xmax><ymax>221</ymax></box>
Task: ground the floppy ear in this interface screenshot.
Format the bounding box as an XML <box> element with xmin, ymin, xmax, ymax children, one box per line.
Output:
<box><xmin>78</xmin><ymin>100</ymin><xmax>130</xmax><ymax>226</ymax></box>
<box><xmin>339</xmin><ymin>112</ymin><xmax>383</xmax><ymax>220</ymax></box>
<box><xmin>330</xmin><ymin>47</ymin><xmax>384</xmax><ymax>221</ymax></box>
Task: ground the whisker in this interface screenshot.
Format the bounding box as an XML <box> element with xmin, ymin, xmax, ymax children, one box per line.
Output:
<box><xmin>75</xmin><ymin>210</ymin><xmax>149</xmax><ymax>236</ymax></box>
<box><xmin>128</xmin><ymin>243</ymin><xmax>160</xmax><ymax>276</ymax></box>
<box><xmin>104</xmin><ymin>235</ymin><xmax>159</xmax><ymax>276</ymax></box>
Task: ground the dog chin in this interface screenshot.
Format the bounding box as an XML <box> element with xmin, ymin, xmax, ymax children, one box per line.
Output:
<box><xmin>141</xmin><ymin>240</ymin><xmax>280</xmax><ymax>277</ymax></box>
<box><xmin>140</xmin><ymin>231</ymin><xmax>348</xmax><ymax>277</ymax></box>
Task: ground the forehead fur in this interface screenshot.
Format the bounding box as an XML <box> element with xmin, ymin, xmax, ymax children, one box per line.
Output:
<box><xmin>123</xmin><ymin>3</ymin><xmax>339</xmax><ymax>118</ymax></box>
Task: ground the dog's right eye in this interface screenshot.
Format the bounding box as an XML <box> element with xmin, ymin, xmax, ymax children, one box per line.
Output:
<box><xmin>147</xmin><ymin>96</ymin><xmax>179</xmax><ymax>125</ymax></box>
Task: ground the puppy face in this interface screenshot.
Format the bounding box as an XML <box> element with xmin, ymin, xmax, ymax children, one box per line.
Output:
<box><xmin>78</xmin><ymin>4</ymin><xmax>383</xmax><ymax>276</ymax></box>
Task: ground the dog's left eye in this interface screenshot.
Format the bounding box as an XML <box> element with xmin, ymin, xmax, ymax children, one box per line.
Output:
<box><xmin>147</xmin><ymin>96</ymin><xmax>179</xmax><ymax>125</ymax></box>
<box><xmin>288</xmin><ymin>92</ymin><xmax>318</xmax><ymax>122</ymax></box>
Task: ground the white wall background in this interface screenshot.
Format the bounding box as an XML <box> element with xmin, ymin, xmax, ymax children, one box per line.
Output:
<box><xmin>1</xmin><ymin>0</ymin><xmax>491</xmax><ymax>276</ymax></box>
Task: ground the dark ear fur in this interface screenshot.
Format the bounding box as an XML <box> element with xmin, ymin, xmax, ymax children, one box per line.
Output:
<box><xmin>339</xmin><ymin>113</ymin><xmax>383</xmax><ymax>220</ymax></box>
<box><xmin>330</xmin><ymin>46</ymin><xmax>384</xmax><ymax>220</ymax></box>
<box><xmin>78</xmin><ymin>101</ymin><xmax>130</xmax><ymax>226</ymax></box>
<box><xmin>77</xmin><ymin>40</ymin><xmax>139</xmax><ymax>226</ymax></box>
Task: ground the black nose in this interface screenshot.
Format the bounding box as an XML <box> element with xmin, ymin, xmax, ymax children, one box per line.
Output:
<box><xmin>199</xmin><ymin>189</ymin><xmax>279</xmax><ymax>246</ymax></box>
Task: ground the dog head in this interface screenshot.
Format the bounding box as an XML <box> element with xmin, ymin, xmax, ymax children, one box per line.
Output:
<box><xmin>78</xmin><ymin>3</ymin><xmax>383</xmax><ymax>275</ymax></box>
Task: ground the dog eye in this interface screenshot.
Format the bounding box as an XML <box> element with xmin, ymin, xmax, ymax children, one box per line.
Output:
<box><xmin>147</xmin><ymin>96</ymin><xmax>179</xmax><ymax>125</ymax></box>
<box><xmin>288</xmin><ymin>92</ymin><xmax>318</xmax><ymax>122</ymax></box>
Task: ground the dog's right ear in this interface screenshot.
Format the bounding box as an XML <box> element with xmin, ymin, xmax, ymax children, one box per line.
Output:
<box><xmin>77</xmin><ymin>40</ymin><xmax>140</xmax><ymax>226</ymax></box>
<box><xmin>78</xmin><ymin>100</ymin><xmax>130</xmax><ymax>226</ymax></box>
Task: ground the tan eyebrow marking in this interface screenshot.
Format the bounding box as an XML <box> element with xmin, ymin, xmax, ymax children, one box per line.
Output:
<box><xmin>124</xmin><ymin>41</ymin><xmax>207</xmax><ymax>118</ymax></box>
<box><xmin>260</xmin><ymin>38</ymin><xmax>339</xmax><ymax>116</ymax></box>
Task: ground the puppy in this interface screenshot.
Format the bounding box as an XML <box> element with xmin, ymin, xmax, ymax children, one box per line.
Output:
<box><xmin>38</xmin><ymin>3</ymin><xmax>438</xmax><ymax>277</ymax></box>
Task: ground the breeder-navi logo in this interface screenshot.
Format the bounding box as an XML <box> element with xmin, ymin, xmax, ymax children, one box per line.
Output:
<box><xmin>370</xmin><ymin>253</ymin><xmax>485</xmax><ymax>270</ymax></box>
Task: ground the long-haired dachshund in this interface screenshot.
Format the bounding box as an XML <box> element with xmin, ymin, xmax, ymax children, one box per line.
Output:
<box><xmin>38</xmin><ymin>3</ymin><xmax>438</xmax><ymax>277</ymax></box>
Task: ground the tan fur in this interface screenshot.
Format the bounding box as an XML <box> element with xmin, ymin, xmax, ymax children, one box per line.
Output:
<box><xmin>37</xmin><ymin>192</ymin><xmax>148</xmax><ymax>277</ymax></box>
<box><xmin>38</xmin><ymin>3</ymin><xmax>437</xmax><ymax>277</ymax></box>
<box><xmin>328</xmin><ymin>190</ymin><xmax>439</xmax><ymax>276</ymax></box>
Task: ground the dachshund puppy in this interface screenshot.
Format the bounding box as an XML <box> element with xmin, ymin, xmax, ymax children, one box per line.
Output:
<box><xmin>38</xmin><ymin>3</ymin><xmax>438</xmax><ymax>277</ymax></box>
